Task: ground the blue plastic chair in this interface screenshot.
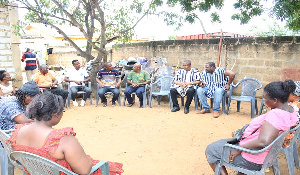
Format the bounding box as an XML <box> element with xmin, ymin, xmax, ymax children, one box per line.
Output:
<box><xmin>96</xmin><ymin>83</ymin><xmax>121</xmax><ymax>107</ymax></box>
<box><xmin>215</xmin><ymin>130</ymin><xmax>290</xmax><ymax>175</ymax></box>
<box><xmin>149</xmin><ymin>76</ymin><xmax>173</xmax><ymax>108</ymax></box>
<box><xmin>227</xmin><ymin>78</ymin><xmax>262</xmax><ymax>118</ymax></box>
<box><xmin>0</xmin><ymin>129</ymin><xmax>26</xmax><ymax>175</ymax></box>
<box><xmin>11</xmin><ymin>151</ymin><xmax>109</xmax><ymax>175</ymax></box>
<box><xmin>273</xmin><ymin>123</ymin><xmax>300</xmax><ymax>175</ymax></box>
<box><xmin>66</xmin><ymin>82</ymin><xmax>92</xmax><ymax>108</ymax></box>
<box><xmin>123</xmin><ymin>83</ymin><xmax>148</xmax><ymax>108</ymax></box>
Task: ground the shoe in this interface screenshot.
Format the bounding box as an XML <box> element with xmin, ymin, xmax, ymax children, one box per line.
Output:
<box><xmin>112</xmin><ymin>102</ymin><xmax>116</xmax><ymax>107</ymax></box>
<box><xmin>72</xmin><ymin>100</ymin><xmax>78</xmax><ymax>106</ymax></box>
<box><xmin>103</xmin><ymin>102</ymin><xmax>107</xmax><ymax>107</ymax></box>
<box><xmin>196</xmin><ymin>109</ymin><xmax>211</xmax><ymax>114</ymax></box>
<box><xmin>171</xmin><ymin>106</ymin><xmax>180</xmax><ymax>112</ymax></box>
<box><xmin>127</xmin><ymin>101</ymin><xmax>135</xmax><ymax>107</ymax></box>
<box><xmin>80</xmin><ymin>100</ymin><xmax>86</xmax><ymax>106</ymax></box>
<box><xmin>213</xmin><ymin>111</ymin><xmax>220</xmax><ymax>118</ymax></box>
<box><xmin>184</xmin><ymin>107</ymin><xmax>189</xmax><ymax>114</ymax></box>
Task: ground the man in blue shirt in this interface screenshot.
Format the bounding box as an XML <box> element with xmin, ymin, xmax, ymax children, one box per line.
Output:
<box><xmin>96</xmin><ymin>62</ymin><xmax>121</xmax><ymax>107</ymax></box>
<box><xmin>197</xmin><ymin>62</ymin><xmax>235</xmax><ymax>118</ymax></box>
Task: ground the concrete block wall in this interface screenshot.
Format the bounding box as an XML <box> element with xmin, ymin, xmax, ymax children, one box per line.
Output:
<box><xmin>0</xmin><ymin>4</ymin><xmax>22</xmax><ymax>87</ymax></box>
<box><xmin>112</xmin><ymin>36</ymin><xmax>300</xmax><ymax>97</ymax></box>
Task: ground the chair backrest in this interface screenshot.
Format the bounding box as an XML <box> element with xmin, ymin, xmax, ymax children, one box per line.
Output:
<box><xmin>238</xmin><ymin>78</ymin><xmax>262</xmax><ymax>97</ymax></box>
<box><xmin>11</xmin><ymin>151</ymin><xmax>76</xmax><ymax>175</ymax></box>
<box><xmin>0</xmin><ymin>130</ymin><xmax>24</xmax><ymax>170</ymax></box>
<box><xmin>152</xmin><ymin>76</ymin><xmax>173</xmax><ymax>93</ymax></box>
<box><xmin>261</xmin><ymin>130</ymin><xmax>289</xmax><ymax>169</ymax></box>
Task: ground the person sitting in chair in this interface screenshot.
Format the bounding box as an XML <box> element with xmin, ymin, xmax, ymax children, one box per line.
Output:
<box><xmin>206</xmin><ymin>80</ymin><xmax>297</xmax><ymax>175</ymax></box>
<box><xmin>96</xmin><ymin>62</ymin><xmax>121</xmax><ymax>107</ymax></box>
<box><xmin>170</xmin><ymin>60</ymin><xmax>201</xmax><ymax>114</ymax></box>
<box><xmin>64</xmin><ymin>60</ymin><xmax>92</xmax><ymax>107</ymax></box>
<box><xmin>0</xmin><ymin>81</ymin><xmax>39</xmax><ymax>130</ymax></box>
<box><xmin>197</xmin><ymin>62</ymin><xmax>235</xmax><ymax>118</ymax></box>
<box><xmin>124</xmin><ymin>63</ymin><xmax>151</xmax><ymax>108</ymax></box>
<box><xmin>7</xmin><ymin>93</ymin><xmax>124</xmax><ymax>175</ymax></box>
<box><xmin>32</xmin><ymin>64</ymin><xmax>68</xmax><ymax>106</ymax></box>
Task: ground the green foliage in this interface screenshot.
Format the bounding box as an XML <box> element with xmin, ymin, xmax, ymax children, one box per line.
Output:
<box><xmin>168</xmin><ymin>35</ymin><xmax>177</xmax><ymax>40</ymax></box>
<box><xmin>249</xmin><ymin>20</ymin><xmax>291</xmax><ymax>36</ymax></box>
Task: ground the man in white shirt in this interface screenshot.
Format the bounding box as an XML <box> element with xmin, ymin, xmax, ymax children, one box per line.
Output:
<box><xmin>64</xmin><ymin>60</ymin><xmax>92</xmax><ymax>106</ymax></box>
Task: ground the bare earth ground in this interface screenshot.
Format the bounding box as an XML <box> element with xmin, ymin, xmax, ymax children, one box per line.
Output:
<box><xmin>15</xmin><ymin>96</ymin><xmax>300</xmax><ymax>175</ymax></box>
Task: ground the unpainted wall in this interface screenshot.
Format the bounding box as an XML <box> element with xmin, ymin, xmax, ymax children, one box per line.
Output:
<box><xmin>112</xmin><ymin>36</ymin><xmax>300</xmax><ymax>97</ymax></box>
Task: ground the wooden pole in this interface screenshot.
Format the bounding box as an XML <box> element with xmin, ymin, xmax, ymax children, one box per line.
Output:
<box><xmin>217</xmin><ymin>29</ymin><xmax>223</xmax><ymax>67</ymax></box>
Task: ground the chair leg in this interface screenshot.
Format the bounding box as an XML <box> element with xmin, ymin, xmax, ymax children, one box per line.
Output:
<box><xmin>251</xmin><ymin>100</ymin><xmax>255</xmax><ymax>119</ymax></box>
<box><xmin>293</xmin><ymin>141</ymin><xmax>299</xmax><ymax>167</ymax></box>
<box><xmin>259</xmin><ymin>98</ymin><xmax>265</xmax><ymax>116</ymax></box>
<box><xmin>96</xmin><ymin>93</ymin><xmax>99</xmax><ymax>107</ymax></box>
<box><xmin>255</xmin><ymin>99</ymin><xmax>258</xmax><ymax>115</ymax></box>
<box><xmin>237</xmin><ymin>101</ymin><xmax>241</xmax><ymax>112</ymax></box>
<box><xmin>118</xmin><ymin>94</ymin><xmax>121</xmax><ymax>106</ymax></box>
<box><xmin>227</xmin><ymin>97</ymin><xmax>231</xmax><ymax>115</ymax></box>
<box><xmin>181</xmin><ymin>97</ymin><xmax>184</xmax><ymax>106</ymax></box>
<box><xmin>194</xmin><ymin>94</ymin><xmax>198</xmax><ymax>110</ymax></box>
<box><xmin>284</xmin><ymin>148</ymin><xmax>296</xmax><ymax>175</ymax></box>
<box><xmin>214</xmin><ymin>163</ymin><xmax>221</xmax><ymax>175</ymax></box>
<box><xmin>0</xmin><ymin>148</ymin><xmax>8</xmax><ymax>175</ymax></box>
<box><xmin>168</xmin><ymin>94</ymin><xmax>172</xmax><ymax>109</ymax></box>
<box><xmin>158</xmin><ymin>96</ymin><xmax>161</xmax><ymax>106</ymax></box>
<box><xmin>273</xmin><ymin>158</ymin><xmax>280</xmax><ymax>175</ymax></box>
<box><xmin>67</xmin><ymin>93</ymin><xmax>71</xmax><ymax>108</ymax></box>
<box><xmin>149</xmin><ymin>93</ymin><xmax>152</xmax><ymax>108</ymax></box>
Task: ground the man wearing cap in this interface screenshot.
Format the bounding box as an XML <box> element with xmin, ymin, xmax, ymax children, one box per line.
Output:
<box><xmin>32</xmin><ymin>64</ymin><xmax>68</xmax><ymax>106</ymax></box>
<box><xmin>0</xmin><ymin>81</ymin><xmax>39</xmax><ymax>130</ymax></box>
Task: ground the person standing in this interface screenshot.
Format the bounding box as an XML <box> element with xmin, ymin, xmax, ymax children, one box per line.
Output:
<box><xmin>170</xmin><ymin>60</ymin><xmax>201</xmax><ymax>114</ymax></box>
<box><xmin>32</xmin><ymin>64</ymin><xmax>68</xmax><ymax>106</ymax></box>
<box><xmin>21</xmin><ymin>48</ymin><xmax>39</xmax><ymax>81</ymax></box>
<box><xmin>64</xmin><ymin>60</ymin><xmax>92</xmax><ymax>107</ymax></box>
<box><xmin>124</xmin><ymin>63</ymin><xmax>151</xmax><ymax>108</ymax></box>
<box><xmin>197</xmin><ymin>62</ymin><xmax>235</xmax><ymax>118</ymax></box>
<box><xmin>96</xmin><ymin>62</ymin><xmax>121</xmax><ymax>107</ymax></box>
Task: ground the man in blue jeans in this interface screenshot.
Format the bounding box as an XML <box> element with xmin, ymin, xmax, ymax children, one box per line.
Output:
<box><xmin>197</xmin><ymin>62</ymin><xmax>235</xmax><ymax>118</ymax></box>
<box><xmin>96</xmin><ymin>62</ymin><xmax>121</xmax><ymax>107</ymax></box>
<box><xmin>124</xmin><ymin>63</ymin><xmax>151</xmax><ymax>108</ymax></box>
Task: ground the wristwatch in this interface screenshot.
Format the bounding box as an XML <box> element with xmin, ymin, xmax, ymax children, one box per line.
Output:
<box><xmin>191</xmin><ymin>82</ymin><xmax>194</xmax><ymax>85</ymax></box>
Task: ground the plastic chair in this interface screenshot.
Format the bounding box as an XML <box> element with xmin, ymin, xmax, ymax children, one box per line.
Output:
<box><xmin>66</xmin><ymin>82</ymin><xmax>92</xmax><ymax>108</ymax></box>
<box><xmin>258</xmin><ymin>95</ymin><xmax>266</xmax><ymax>115</ymax></box>
<box><xmin>149</xmin><ymin>76</ymin><xmax>173</xmax><ymax>108</ymax></box>
<box><xmin>10</xmin><ymin>151</ymin><xmax>109</xmax><ymax>175</ymax></box>
<box><xmin>215</xmin><ymin>130</ymin><xmax>290</xmax><ymax>175</ymax></box>
<box><xmin>0</xmin><ymin>129</ymin><xmax>26</xmax><ymax>175</ymax></box>
<box><xmin>96</xmin><ymin>83</ymin><xmax>121</xmax><ymax>106</ymax></box>
<box><xmin>123</xmin><ymin>83</ymin><xmax>148</xmax><ymax>108</ymax></box>
<box><xmin>227</xmin><ymin>78</ymin><xmax>263</xmax><ymax>118</ymax></box>
<box><xmin>273</xmin><ymin>123</ymin><xmax>300</xmax><ymax>175</ymax></box>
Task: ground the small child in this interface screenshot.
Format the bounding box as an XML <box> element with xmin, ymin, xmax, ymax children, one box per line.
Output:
<box><xmin>288</xmin><ymin>81</ymin><xmax>300</xmax><ymax>119</ymax></box>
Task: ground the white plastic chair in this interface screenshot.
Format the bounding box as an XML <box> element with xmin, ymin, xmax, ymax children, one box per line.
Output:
<box><xmin>10</xmin><ymin>151</ymin><xmax>109</xmax><ymax>175</ymax></box>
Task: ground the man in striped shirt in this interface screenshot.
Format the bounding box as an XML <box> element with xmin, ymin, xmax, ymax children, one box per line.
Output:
<box><xmin>21</xmin><ymin>48</ymin><xmax>39</xmax><ymax>81</ymax></box>
<box><xmin>170</xmin><ymin>60</ymin><xmax>201</xmax><ymax>114</ymax></box>
<box><xmin>197</xmin><ymin>62</ymin><xmax>235</xmax><ymax>118</ymax></box>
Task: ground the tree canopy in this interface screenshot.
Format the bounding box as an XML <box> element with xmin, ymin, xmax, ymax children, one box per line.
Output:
<box><xmin>165</xmin><ymin>0</ymin><xmax>300</xmax><ymax>32</ymax></box>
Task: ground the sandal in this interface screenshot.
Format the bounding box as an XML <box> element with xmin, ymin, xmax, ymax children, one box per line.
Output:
<box><xmin>127</xmin><ymin>101</ymin><xmax>135</xmax><ymax>107</ymax></box>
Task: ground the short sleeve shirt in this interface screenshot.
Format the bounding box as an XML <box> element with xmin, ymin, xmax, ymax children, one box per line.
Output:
<box><xmin>0</xmin><ymin>97</ymin><xmax>26</xmax><ymax>130</ymax></box>
<box><xmin>200</xmin><ymin>67</ymin><xmax>229</xmax><ymax>98</ymax></box>
<box><xmin>127</xmin><ymin>71</ymin><xmax>150</xmax><ymax>86</ymax></box>
<box><xmin>239</xmin><ymin>108</ymin><xmax>297</xmax><ymax>164</ymax></box>
<box><xmin>0</xmin><ymin>81</ymin><xmax>13</xmax><ymax>97</ymax></box>
<box><xmin>32</xmin><ymin>72</ymin><xmax>55</xmax><ymax>88</ymax></box>
<box><xmin>97</xmin><ymin>68</ymin><xmax>120</xmax><ymax>86</ymax></box>
<box><xmin>66</xmin><ymin>67</ymin><xmax>89</xmax><ymax>87</ymax></box>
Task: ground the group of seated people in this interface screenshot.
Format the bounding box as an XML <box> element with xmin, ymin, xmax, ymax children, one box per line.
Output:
<box><xmin>0</xmin><ymin>59</ymin><xmax>300</xmax><ymax>174</ymax></box>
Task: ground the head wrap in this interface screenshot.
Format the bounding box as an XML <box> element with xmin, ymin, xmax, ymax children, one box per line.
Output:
<box><xmin>19</xmin><ymin>81</ymin><xmax>40</xmax><ymax>97</ymax></box>
<box><xmin>293</xmin><ymin>81</ymin><xmax>300</xmax><ymax>97</ymax></box>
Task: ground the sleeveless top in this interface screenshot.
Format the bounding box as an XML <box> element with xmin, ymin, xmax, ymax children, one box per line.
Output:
<box><xmin>7</xmin><ymin>123</ymin><xmax>124</xmax><ymax>175</ymax></box>
<box><xmin>0</xmin><ymin>81</ymin><xmax>13</xmax><ymax>97</ymax></box>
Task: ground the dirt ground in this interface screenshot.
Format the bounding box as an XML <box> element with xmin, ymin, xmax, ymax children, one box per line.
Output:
<box><xmin>15</xmin><ymin>95</ymin><xmax>300</xmax><ymax>175</ymax></box>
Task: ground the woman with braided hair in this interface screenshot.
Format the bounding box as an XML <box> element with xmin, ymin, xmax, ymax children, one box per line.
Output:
<box><xmin>0</xmin><ymin>81</ymin><xmax>39</xmax><ymax>130</ymax></box>
<box><xmin>8</xmin><ymin>93</ymin><xmax>124</xmax><ymax>175</ymax></box>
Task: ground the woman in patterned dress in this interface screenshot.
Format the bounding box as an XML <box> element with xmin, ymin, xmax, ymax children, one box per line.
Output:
<box><xmin>8</xmin><ymin>93</ymin><xmax>124</xmax><ymax>175</ymax></box>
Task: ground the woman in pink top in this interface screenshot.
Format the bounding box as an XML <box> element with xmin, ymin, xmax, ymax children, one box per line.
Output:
<box><xmin>206</xmin><ymin>79</ymin><xmax>298</xmax><ymax>175</ymax></box>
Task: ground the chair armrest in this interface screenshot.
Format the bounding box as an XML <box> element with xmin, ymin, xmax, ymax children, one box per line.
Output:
<box><xmin>88</xmin><ymin>161</ymin><xmax>109</xmax><ymax>175</ymax></box>
<box><xmin>223</xmin><ymin>143</ymin><xmax>272</xmax><ymax>155</ymax></box>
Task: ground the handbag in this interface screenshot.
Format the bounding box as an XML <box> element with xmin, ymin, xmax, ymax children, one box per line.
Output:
<box><xmin>227</xmin><ymin>124</ymin><xmax>261</xmax><ymax>144</ymax></box>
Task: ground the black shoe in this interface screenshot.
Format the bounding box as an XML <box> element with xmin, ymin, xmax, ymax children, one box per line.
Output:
<box><xmin>171</xmin><ymin>107</ymin><xmax>180</xmax><ymax>112</ymax></box>
<box><xmin>184</xmin><ymin>107</ymin><xmax>189</xmax><ymax>114</ymax></box>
